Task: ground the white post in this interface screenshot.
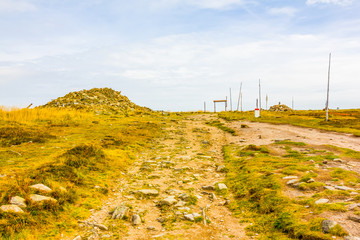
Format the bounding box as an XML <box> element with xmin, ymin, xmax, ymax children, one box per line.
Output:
<box><xmin>326</xmin><ymin>53</ymin><xmax>331</xmax><ymax>121</ymax></box>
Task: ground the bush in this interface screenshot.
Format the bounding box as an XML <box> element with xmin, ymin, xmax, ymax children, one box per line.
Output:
<box><xmin>64</xmin><ymin>145</ymin><xmax>105</xmax><ymax>168</ymax></box>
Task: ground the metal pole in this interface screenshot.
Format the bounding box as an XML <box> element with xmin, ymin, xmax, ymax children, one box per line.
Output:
<box><xmin>259</xmin><ymin>79</ymin><xmax>261</xmax><ymax>113</ymax></box>
<box><xmin>230</xmin><ymin>88</ymin><xmax>232</xmax><ymax>111</ymax></box>
<box><xmin>204</xmin><ymin>102</ymin><xmax>206</xmax><ymax>112</ymax></box>
<box><xmin>214</xmin><ymin>102</ymin><xmax>216</xmax><ymax>113</ymax></box>
<box><xmin>266</xmin><ymin>94</ymin><xmax>268</xmax><ymax>110</ymax></box>
<box><xmin>326</xmin><ymin>53</ymin><xmax>331</xmax><ymax>121</ymax></box>
<box><xmin>237</xmin><ymin>82</ymin><xmax>242</xmax><ymax>111</ymax></box>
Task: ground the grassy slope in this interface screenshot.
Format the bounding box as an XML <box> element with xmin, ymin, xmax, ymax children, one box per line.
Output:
<box><xmin>0</xmin><ymin>107</ymin><xmax>163</xmax><ymax>239</ymax></box>
<box><xmin>218</xmin><ymin>109</ymin><xmax>360</xmax><ymax>137</ymax></box>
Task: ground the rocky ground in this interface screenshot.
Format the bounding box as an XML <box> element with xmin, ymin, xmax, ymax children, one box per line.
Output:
<box><xmin>64</xmin><ymin>114</ymin><xmax>360</xmax><ymax>240</ymax></box>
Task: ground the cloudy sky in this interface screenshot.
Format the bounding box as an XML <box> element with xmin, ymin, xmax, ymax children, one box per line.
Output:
<box><xmin>0</xmin><ymin>0</ymin><xmax>359</xmax><ymax>111</ymax></box>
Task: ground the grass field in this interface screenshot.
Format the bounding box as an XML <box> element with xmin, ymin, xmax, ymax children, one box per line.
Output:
<box><xmin>218</xmin><ymin>109</ymin><xmax>360</xmax><ymax>137</ymax></box>
<box><xmin>0</xmin><ymin>107</ymin><xmax>163</xmax><ymax>239</ymax></box>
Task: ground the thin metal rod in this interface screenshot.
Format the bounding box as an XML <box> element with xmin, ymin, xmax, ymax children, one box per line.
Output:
<box><xmin>237</xmin><ymin>82</ymin><xmax>242</xmax><ymax>111</ymax></box>
<box><xmin>259</xmin><ymin>79</ymin><xmax>261</xmax><ymax>113</ymax></box>
<box><xmin>230</xmin><ymin>88</ymin><xmax>232</xmax><ymax>111</ymax></box>
<box><xmin>326</xmin><ymin>53</ymin><xmax>331</xmax><ymax>121</ymax></box>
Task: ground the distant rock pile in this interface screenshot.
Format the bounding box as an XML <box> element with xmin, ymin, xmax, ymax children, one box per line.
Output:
<box><xmin>269</xmin><ymin>103</ymin><xmax>292</xmax><ymax>112</ymax></box>
<box><xmin>42</xmin><ymin>88</ymin><xmax>150</xmax><ymax>113</ymax></box>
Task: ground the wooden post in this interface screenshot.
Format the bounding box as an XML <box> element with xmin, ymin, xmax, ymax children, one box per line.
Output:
<box><xmin>326</xmin><ymin>53</ymin><xmax>331</xmax><ymax>121</ymax></box>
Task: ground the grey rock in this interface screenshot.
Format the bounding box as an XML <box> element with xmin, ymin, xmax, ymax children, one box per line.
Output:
<box><xmin>29</xmin><ymin>194</ymin><xmax>57</xmax><ymax>203</ymax></box>
<box><xmin>347</xmin><ymin>204</ymin><xmax>358</xmax><ymax>210</ymax></box>
<box><xmin>218</xmin><ymin>183</ymin><xmax>228</xmax><ymax>190</ymax></box>
<box><xmin>307</xmin><ymin>178</ymin><xmax>315</xmax><ymax>183</ymax></box>
<box><xmin>0</xmin><ymin>204</ymin><xmax>24</xmax><ymax>214</ymax></box>
<box><xmin>158</xmin><ymin>196</ymin><xmax>177</xmax><ymax>206</ymax></box>
<box><xmin>209</xmin><ymin>193</ymin><xmax>217</xmax><ymax>200</ymax></box>
<box><xmin>282</xmin><ymin>176</ymin><xmax>298</xmax><ymax>180</ymax></box>
<box><xmin>132</xmin><ymin>214</ymin><xmax>141</xmax><ymax>225</ymax></box>
<box><xmin>192</xmin><ymin>213</ymin><xmax>202</xmax><ymax>219</ymax></box>
<box><xmin>322</xmin><ymin>219</ymin><xmax>337</xmax><ymax>233</ymax></box>
<box><xmin>335</xmin><ymin>185</ymin><xmax>354</xmax><ymax>191</ymax></box>
<box><xmin>202</xmin><ymin>185</ymin><xmax>215</xmax><ymax>190</ymax></box>
<box><xmin>216</xmin><ymin>165</ymin><xmax>226</xmax><ymax>172</ymax></box>
<box><xmin>29</xmin><ymin>184</ymin><xmax>52</xmax><ymax>193</ymax></box>
<box><xmin>315</xmin><ymin>199</ymin><xmax>329</xmax><ymax>204</ymax></box>
<box><xmin>147</xmin><ymin>226</ymin><xmax>156</xmax><ymax>230</ymax></box>
<box><xmin>348</xmin><ymin>215</ymin><xmax>360</xmax><ymax>223</ymax></box>
<box><xmin>178</xmin><ymin>193</ymin><xmax>189</xmax><ymax>201</ymax></box>
<box><xmin>286</xmin><ymin>179</ymin><xmax>299</xmax><ymax>185</ymax></box>
<box><xmin>174</xmin><ymin>201</ymin><xmax>186</xmax><ymax>207</ymax></box>
<box><xmin>325</xmin><ymin>186</ymin><xmax>336</xmax><ymax>191</ymax></box>
<box><xmin>111</xmin><ymin>205</ymin><xmax>129</xmax><ymax>219</ymax></box>
<box><xmin>333</xmin><ymin>158</ymin><xmax>343</xmax><ymax>162</ymax></box>
<box><xmin>73</xmin><ymin>236</ymin><xmax>82</xmax><ymax>240</ymax></box>
<box><xmin>184</xmin><ymin>214</ymin><xmax>195</xmax><ymax>222</ymax></box>
<box><xmin>10</xmin><ymin>196</ymin><xmax>26</xmax><ymax>208</ymax></box>
<box><xmin>344</xmin><ymin>236</ymin><xmax>360</xmax><ymax>240</ymax></box>
<box><xmin>136</xmin><ymin>189</ymin><xmax>159</xmax><ymax>196</ymax></box>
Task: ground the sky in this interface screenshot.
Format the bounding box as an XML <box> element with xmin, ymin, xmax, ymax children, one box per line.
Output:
<box><xmin>0</xmin><ymin>0</ymin><xmax>359</xmax><ymax>111</ymax></box>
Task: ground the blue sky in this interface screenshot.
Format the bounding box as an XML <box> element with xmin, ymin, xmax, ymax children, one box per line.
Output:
<box><xmin>0</xmin><ymin>0</ymin><xmax>359</xmax><ymax>111</ymax></box>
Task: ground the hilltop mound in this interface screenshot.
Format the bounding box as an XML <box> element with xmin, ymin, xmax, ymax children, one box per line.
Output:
<box><xmin>269</xmin><ymin>103</ymin><xmax>292</xmax><ymax>112</ymax></box>
<box><xmin>43</xmin><ymin>88</ymin><xmax>150</xmax><ymax>113</ymax></box>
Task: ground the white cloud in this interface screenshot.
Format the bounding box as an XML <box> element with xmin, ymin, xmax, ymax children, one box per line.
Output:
<box><xmin>186</xmin><ymin>0</ymin><xmax>248</xmax><ymax>9</ymax></box>
<box><xmin>306</xmin><ymin>0</ymin><xmax>354</xmax><ymax>6</ymax></box>
<box><xmin>0</xmin><ymin>0</ymin><xmax>36</xmax><ymax>12</ymax></box>
<box><xmin>268</xmin><ymin>7</ymin><xmax>298</xmax><ymax>16</ymax></box>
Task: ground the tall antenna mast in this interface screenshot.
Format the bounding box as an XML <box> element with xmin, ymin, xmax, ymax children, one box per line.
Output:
<box><xmin>237</xmin><ymin>82</ymin><xmax>242</xmax><ymax>111</ymax></box>
<box><xmin>326</xmin><ymin>53</ymin><xmax>331</xmax><ymax>121</ymax></box>
<box><xmin>266</xmin><ymin>94</ymin><xmax>268</xmax><ymax>110</ymax></box>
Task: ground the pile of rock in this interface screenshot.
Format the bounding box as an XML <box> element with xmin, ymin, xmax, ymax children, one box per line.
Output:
<box><xmin>269</xmin><ymin>103</ymin><xmax>292</xmax><ymax>112</ymax></box>
<box><xmin>0</xmin><ymin>183</ymin><xmax>62</xmax><ymax>214</ymax></box>
<box><xmin>42</xmin><ymin>88</ymin><xmax>150</xmax><ymax>114</ymax></box>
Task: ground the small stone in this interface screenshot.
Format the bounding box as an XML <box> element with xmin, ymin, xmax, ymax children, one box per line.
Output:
<box><xmin>216</xmin><ymin>165</ymin><xmax>226</xmax><ymax>172</ymax></box>
<box><xmin>335</xmin><ymin>185</ymin><xmax>354</xmax><ymax>191</ymax></box>
<box><xmin>94</xmin><ymin>223</ymin><xmax>108</xmax><ymax>231</ymax></box>
<box><xmin>111</xmin><ymin>205</ymin><xmax>129</xmax><ymax>219</ymax></box>
<box><xmin>323</xmin><ymin>160</ymin><xmax>328</xmax><ymax>164</ymax></box>
<box><xmin>29</xmin><ymin>184</ymin><xmax>52</xmax><ymax>193</ymax></box>
<box><xmin>202</xmin><ymin>185</ymin><xmax>215</xmax><ymax>190</ymax></box>
<box><xmin>147</xmin><ymin>226</ymin><xmax>156</xmax><ymax>230</ymax></box>
<box><xmin>158</xmin><ymin>196</ymin><xmax>177</xmax><ymax>206</ymax></box>
<box><xmin>73</xmin><ymin>236</ymin><xmax>82</xmax><ymax>240</ymax></box>
<box><xmin>307</xmin><ymin>178</ymin><xmax>315</xmax><ymax>183</ymax></box>
<box><xmin>136</xmin><ymin>189</ymin><xmax>159</xmax><ymax>196</ymax></box>
<box><xmin>29</xmin><ymin>194</ymin><xmax>57</xmax><ymax>203</ymax></box>
<box><xmin>178</xmin><ymin>193</ymin><xmax>189</xmax><ymax>201</ymax></box>
<box><xmin>344</xmin><ymin>236</ymin><xmax>360</xmax><ymax>240</ymax></box>
<box><xmin>315</xmin><ymin>199</ymin><xmax>330</xmax><ymax>204</ymax></box>
<box><xmin>10</xmin><ymin>196</ymin><xmax>26</xmax><ymax>208</ymax></box>
<box><xmin>195</xmin><ymin>195</ymin><xmax>202</xmax><ymax>199</ymax></box>
<box><xmin>184</xmin><ymin>214</ymin><xmax>195</xmax><ymax>222</ymax></box>
<box><xmin>209</xmin><ymin>193</ymin><xmax>216</xmax><ymax>200</ymax></box>
<box><xmin>347</xmin><ymin>204</ymin><xmax>358</xmax><ymax>210</ymax></box>
<box><xmin>325</xmin><ymin>186</ymin><xmax>336</xmax><ymax>191</ymax></box>
<box><xmin>322</xmin><ymin>219</ymin><xmax>337</xmax><ymax>233</ymax></box>
<box><xmin>192</xmin><ymin>213</ymin><xmax>201</xmax><ymax>219</ymax></box>
<box><xmin>348</xmin><ymin>215</ymin><xmax>360</xmax><ymax>223</ymax></box>
<box><xmin>0</xmin><ymin>204</ymin><xmax>24</xmax><ymax>214</ymax></box>
<box><xmin>282</xmin><ymin>176</ymin><xmax>298</xmax><ymax>180</ymax></box>
<box><xmin>287</xmin><ymin>179</ymin><xmax>299</xmax><ymax>185</ymax></box>
<box><xmin>174</xmin><ymin>201</ymin><xmax>186</xmax><ymax>207</ymax></box>
<box><xmin>218</xmin><ymin>183</ymin><xmax>228</xmax><ymax>190</ymax></box>
<box><xmin>132</xmin><ymin>214</ymin><xmax>141</xmax><ymax>225</ymax></box>
<box><xmin>333</xmin><ymin>158</ymin><xmax>343</xmax><ymax>163</ymax></box>
<box><xmin>309</xmin><ymin>160</ymin><xmax>315</xmax><ymax>163</ymax></box>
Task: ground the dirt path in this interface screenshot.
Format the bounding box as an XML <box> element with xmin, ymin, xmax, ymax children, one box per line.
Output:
<box><xmin>68</xmin><ymin>114</ymin><xmax>249</xmax><ymax>240</ymax></box>
<box><xmin>228</xmin><ymin>121</ymin><xmax>360</xmax><ymax>151</ymax></box>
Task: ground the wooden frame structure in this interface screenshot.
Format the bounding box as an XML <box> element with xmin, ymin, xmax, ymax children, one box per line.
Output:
<box><xmin>213</xmin><ymin>97</ymin><xmax>227</xmax><ymax>113</ymax></box>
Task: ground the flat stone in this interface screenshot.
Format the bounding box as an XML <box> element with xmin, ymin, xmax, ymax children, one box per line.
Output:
<box><xmin>29</xmin><ymin>184</ymin><xmax>52</xmax><ymax>193</ymax></box>
<box><xmin>158</xmin><ymin>196</ymin><xmax>177</xmax><ymax>206</ymax></box>
<box><xmin>111</xmin><ymin>205</ymin><xmax>129</xmax><ymax>219</ymax></box>
<box><xmin>174</xmin><ymin>200</ymin><xmax>186</xmax><ymax>207</ymax></box>
<box><xmin>286</xmin><ymin>179</ymin><xmax>299</xmax><ymax>185</ymax></box>
<box><xmin>348</xmin><ymin>215</ymin><xmax>360</xmax><ymax>223</ymax></box>
<box><xmin>178</xmin><ymin>193</ymin><xmax>189</xmax><ymax>201</ymax></box>
<box><xmin>282</xmin><ymin>176</ymin><xmax>298</xmax><ymax>180</ymax></box>
<box><xmin>202</xmin><ymin>185</ymin><xmax>215</xmax><ymax>190</ymax></box>
<box><xmin>347</xmin><ymin>204</ymin><xmax>358</xmax><ymax>210</ymax></box>
<box><xmin>322</xmin><ymin>219</ymin><xmax>337</xmax><ymax>233</ymax></box>
<box><xmin>0</xmin><ymin>204</ymin><xmax>24</xmax><ymax>214</ymax></box>
<box><xmin>184</xmin><ymin>214</ymin><xmax>195</xmax><ymax>222</ymax></box>
<box><xmin>216</xmin><ymin>165</ymin><xmax>226</xmax><ymax>172</ymax></box>
<box><xmin>333</xmin><ymin>158</ymin><xmax>343</xmax><ymax>163</ymax></box>
<box><xmin>307</xmin><ymin>178</ymin><xmax>315</xmax><ymax>183</ymax></box>
<box><xmin>136</xmin><ymin>189</ymin><xmax>159</xmax><ymax>196</ymax></box>
<box><xmin>10</xmin><ymin>196</ymin><xmax>26</xmax><ymax>208</ymax></box>
<box><xmin>29</xmin><ymin>194</ymin><xmax>57</xmax><ymax>203</ymax></box>
<box><xmin>192</xmin><ymin>213</ymin><xmax>202</xmax><ymax>219</ymax></box>
<box><xmin>218</xmin><ymin>183</ymin><xmax>228</xmax><ymax>190</ymax></box>
<box><xmin>132</xmin><ymin>214</ymin><xmax>141</xmax><ymax>225</ymax></box>
<box><xmin>344</xmin><ymin>236</ymin><xmax>360</xmax><ymax>240</ymax></box>
<box><xmin>147</xmin><ymin>226</ymin><xmax>156</xmax><ymax>230</ymax></box>
<box><xmin>325</xmin><ymin>186</ymin><xmax>336</xmax><ymax>191</ymax></box>
<box><xmin>335</xmin><ymin>185</ymin><xmax>354</xmax><ymax>191</ymax></box>
<box><xmin>315</xmin><ymin>199</ymin><xmax>329</xmax><ymax>204</ymax></box>
<box><xmin>73</xmin><ymin>236</ymin><xmax>82</xmax><ymax>240</ymax></box>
